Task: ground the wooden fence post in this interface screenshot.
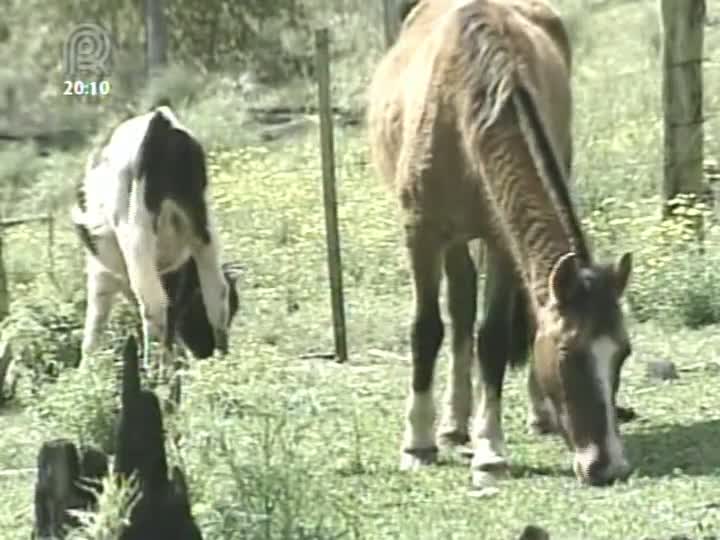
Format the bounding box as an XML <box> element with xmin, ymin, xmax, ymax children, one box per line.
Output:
<box><xmin>659</xmin><ymin>0</ymin><xmax>706</xmax><ymax>217</ymax></box>
<box><xmin>382</xmin><ymin>0</ymin><xmax>401</xmax><ymax>48</ymax></box>
<box><xmin>0</xmin><ymin>234</ymin><xmax>8</xmax><ymax>323</ymax></box>
<box><xmin>0</xmin><ymin>214</ymin><xmax>55</xmax><ymax>312</ymax></box>
<box><xmin>145</xmin><ymin>0</ymin><xmax>168</xmax><ymax>78</ymax></box>
<box><xmin>315</xmin><ymin>28</ymin><xmax>348</xmax><ymax>364</ymax></box>
<box><xmin>47</xmin><ymin>211</ymin><xmax>55</xmax><ymax>280</ymax></box>
<box><xmin>0</xmin><ymin>232</ymin><xmax>9</xmax><ymax>403</ymax></box>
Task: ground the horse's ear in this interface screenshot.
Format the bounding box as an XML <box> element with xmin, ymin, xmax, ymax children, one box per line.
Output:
<box><xmin>613</xmin><ymin>252</ymin><xmax>632</xmax><ymax>297</ymax></box>
<box><xmin>548</xmin><ymin>252</ymin><xmax>582</xmax><ymax>307</ymax></box>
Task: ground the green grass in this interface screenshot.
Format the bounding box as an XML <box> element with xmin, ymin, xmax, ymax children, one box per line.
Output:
<box><xmin>1</xmin><ymin>130</ymin><xmax>720</xmax><ymax>540</ymax></box>
<box><xmin>0</xmin><ymin>1</ymin><xmax>720</xmax><ymax>539</ymax></box>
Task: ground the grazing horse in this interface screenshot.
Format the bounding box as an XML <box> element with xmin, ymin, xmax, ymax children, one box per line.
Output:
<box><xmin>367</xmin><ymin>0</ymin><xmax>634</xmax><ymax>486</ymax></box>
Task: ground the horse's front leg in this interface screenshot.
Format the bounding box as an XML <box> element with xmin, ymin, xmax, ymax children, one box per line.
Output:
<box><xmin>471</xmin><ymin>247</ymin><xmax>518</xmax><ymax>487</ymax></box>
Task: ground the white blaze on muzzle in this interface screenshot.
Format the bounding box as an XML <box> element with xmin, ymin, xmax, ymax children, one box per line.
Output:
<box><xmin>573</xmin><ymin>336</ymin><xmax>629</xmax><ymax>483</ymax></box>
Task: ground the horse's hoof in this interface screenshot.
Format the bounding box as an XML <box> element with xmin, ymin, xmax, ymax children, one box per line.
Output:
<box><xmin>471</xmin><ymin>459</ymin><xmax>509</xmax><ymax>488</ymax></box>
<box><xmin>399</xmin><ymin>447</ymin><xmax>438</xmax><ymax>471</ymax></box>
<box><xmin>528</xmin><ymin>422</ymin><xmax>555</xmax><ymax>436</ymax></box>
<box><xmin>527</xmin><ymin>417</ymin><xmax>557</xmax><ymax>436</ymax></box>
<box><xmin>438</xmin><ymin>432</ymin><xmax>473</xmax><ymax>462</ymax></box>
<box><xmin>215</xmin><ymin>329</ymin><xmax>229</xmax><ymax>355</ymax></box>
<box><xmin>470</xmin><ymin>446</ymin><xmax>509</xmax><ymax>488</ymax></box>
<box><xmin>438</xmin><ymin>430</ymin><xmax>470</xmax><ymax>448</ymax></box>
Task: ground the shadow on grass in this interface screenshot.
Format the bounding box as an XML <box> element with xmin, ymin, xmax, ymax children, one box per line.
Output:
<box><xmin>509</xmin><ymin>463</ymin><xmax>574</xmax><ymax>479</ymax></box>
<box><xmin>0</xmin><ymin>401</ymin><xmax>24</xmax><ymax>416</ymax></box>
<box><xmin>435</xmin><ymin>447</ymin><xmax>575</xmax><ymax>479</ymax></box>
<box><xmin>626</xmin><ymin>419</ymin><xmax>720</xmax><ymax>477</ymax></box>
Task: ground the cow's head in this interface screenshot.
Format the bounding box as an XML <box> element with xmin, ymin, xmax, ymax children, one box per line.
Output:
<box><xmin>173</xmin><ymin>261</ymin><xmax>242</xmax><ymax>359</ymax></box>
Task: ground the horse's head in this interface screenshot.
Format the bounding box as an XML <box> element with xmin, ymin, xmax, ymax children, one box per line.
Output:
<box><xmin>533</xmin><ymin>251</ymin><xmax>634</xmax><ymax>486</ymax></box>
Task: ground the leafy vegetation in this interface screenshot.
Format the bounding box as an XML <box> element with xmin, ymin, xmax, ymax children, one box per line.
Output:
<box><xmin>0</xmin><ymin>0</ymin><xmax>719</xmax><ymax>539</ymax></box>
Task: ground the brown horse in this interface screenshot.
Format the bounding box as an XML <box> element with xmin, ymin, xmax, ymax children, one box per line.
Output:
<box><xmin>368</xmin><ymin>0</ymin><xmax>634</xmax><ymax>487</ymax></box>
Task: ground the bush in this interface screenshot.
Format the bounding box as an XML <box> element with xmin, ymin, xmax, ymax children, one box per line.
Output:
<box><xmin>585</xmin><ymin>194</ymin><xmax>720</xmax><ymax>327</ymax></box>
<box><xmin>0</xmin><ymin>282</ymin><xmax>85</xmax><ymax>386</ymax></box>
<box><xmin>29</xmin><ymin>350</ymin><xmax>118</xmax><ymax>454</ymax></box>
<box><xmin>66</xmin><ymin>475</ymin><xmax>136</xmax><ymax>540</ymax></box>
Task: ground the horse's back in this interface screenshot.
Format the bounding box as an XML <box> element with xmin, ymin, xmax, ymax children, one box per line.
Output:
<box><xmin>368</xmin><ymin>2</ymin><xmax>483</xmax><ymax>236</ymax></box>
<box><xmin>367</xmin><ymin>0</ymin><xmax>573</xmax><ymax>236</ymax></box>
<box><xmin>369</xmin><ymin>0</ymin><xmax>571</xmax><ymax>176</ymax></box>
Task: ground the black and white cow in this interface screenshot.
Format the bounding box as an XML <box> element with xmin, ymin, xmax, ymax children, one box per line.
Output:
<box><xmin>72</xmin><ymin>105</ymin><xmax>235</xmax><ymax>367</ymax></box>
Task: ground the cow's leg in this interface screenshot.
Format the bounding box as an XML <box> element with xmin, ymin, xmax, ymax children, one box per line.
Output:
<box><xmin>116</xmin><ymin>224</ymin><xmax>167</xmax><ymax>370</ymax></box>
<box><xmin>437</xmin><ymin>241</ymin><xmax>477</xmax><ymax>451</ymax></box>
<box><xmin>161</xmin><ymin>269</ymin><xmax>187</xmax><ymax>376</ymax></box>
<box><xmin>471</xmin><ymin>247</ymin><xmax>516</xmax><ymax>486</ymax></box>
<box><xmin>400</xmin><ymin>226</ymin><xmax>445</xmax><ymax>471</ymax></box>
<box><xmin>191</xmin><ymin>228</ymin><xmax>230</xmax><ymax>355</ymax></box>
<box><xmin>80</xmin><ymin>259</ymin><xmax>122</xmax><ymax>366</ymax></box>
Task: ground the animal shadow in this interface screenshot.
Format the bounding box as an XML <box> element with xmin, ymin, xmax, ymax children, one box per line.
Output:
<box><xmin>115</xmin><ymin>334</ymin><xmax>202</xmax><ymax>540</ymax></box>
<box><xmin>625</xmin><ymin>419</ymin><xmax>720</xmax><ymax>478</ymax></box>
<box><xmin>32</xmin><ymin>439</ymin><xmax>108</xmax><ymax>539</ymax></box>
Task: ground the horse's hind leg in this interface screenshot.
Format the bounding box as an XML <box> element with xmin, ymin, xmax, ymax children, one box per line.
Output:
<box><xmin>400</xmin><ymin>227</ymin><xmax>445</xmax><ymax>471</ymax></box>
<box><xmin>437</xmin><ymin>241</ymin><xmax>477</xmax><ymax>451</ymax></box>
<box><xmin>471</xmin><ymin>247</ymin><xmax>515</xmax><ymax>486</ymax></box>
<box><xmin>527</xmin><ymin>368</ymin><xmax>559</xmax><ymax>435</ymax></box>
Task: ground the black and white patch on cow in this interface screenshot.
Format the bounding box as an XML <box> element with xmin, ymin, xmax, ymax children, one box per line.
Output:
<box><xmin>72</xmin><ymin>105</ymin><xmax>234</xmax><ymax>367</ymax></box>
<box><xmin>162</xmin><ymin>258</ymin><xmax>242</xmax><ymax>360</ymax></box>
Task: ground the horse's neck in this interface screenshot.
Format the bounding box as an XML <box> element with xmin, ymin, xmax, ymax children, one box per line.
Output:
<box><xmin>498</xmin><ymin>192</ymin><xmax>578</xmax><ymax>312</ymax></box>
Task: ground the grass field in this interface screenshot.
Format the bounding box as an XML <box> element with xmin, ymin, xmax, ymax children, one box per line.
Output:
<box><xmin>1</xmin><ymin>1</ymin><xmax>720</xmax><ymax>539</ymax></box>
<box><xmin>0</xmin><ymin>130</ymin><xmax>719</xmax><ymax>539</ymax></box>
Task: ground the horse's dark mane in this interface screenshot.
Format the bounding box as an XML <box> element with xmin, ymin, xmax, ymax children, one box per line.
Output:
<box><xmin>513</xmin><ymin>87</ymin><xmax>590</xmax><ymax>263</ymax></box>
